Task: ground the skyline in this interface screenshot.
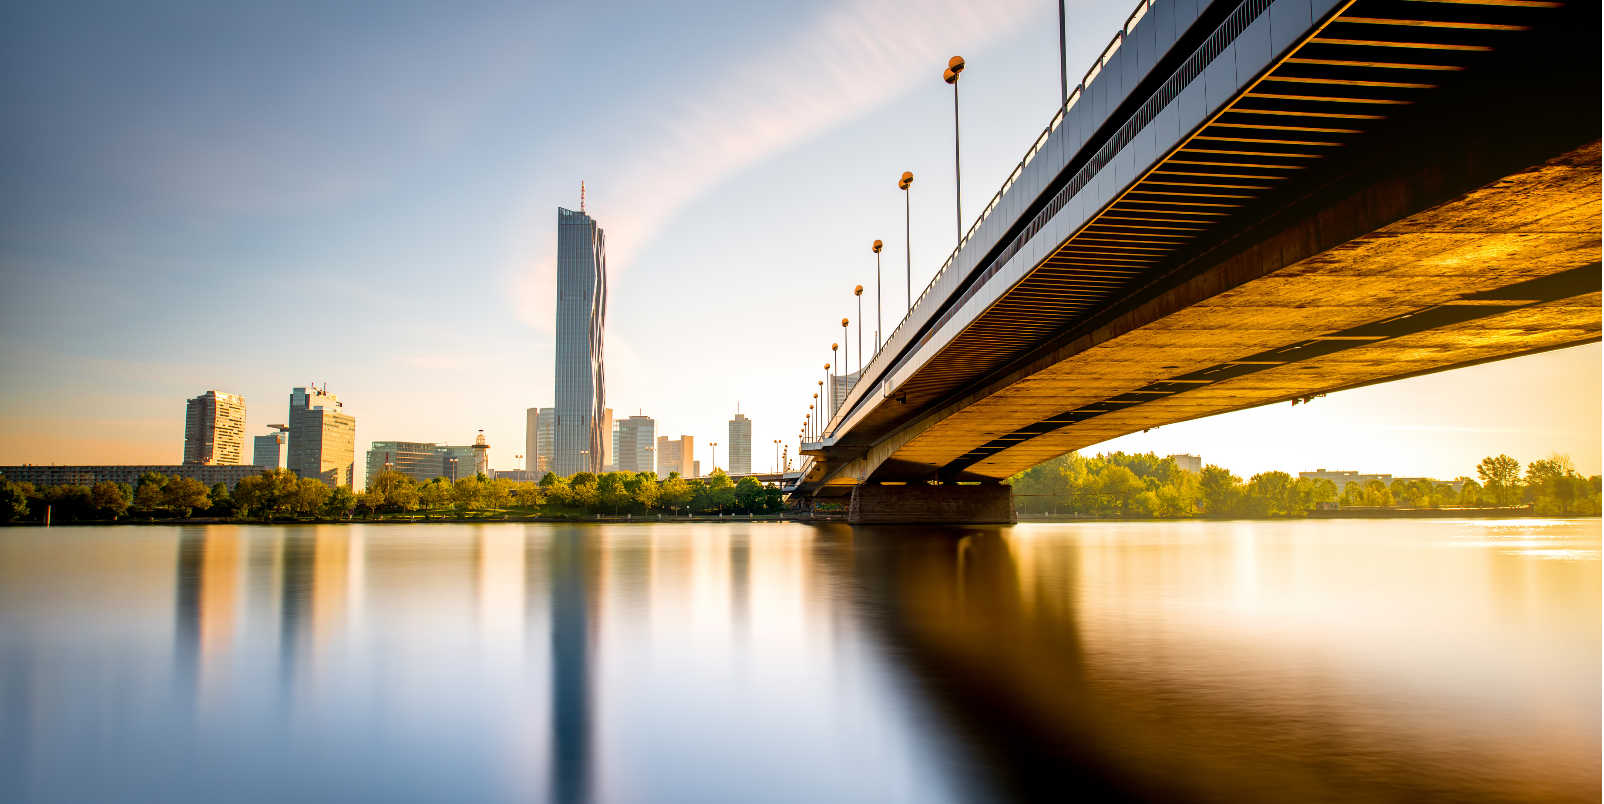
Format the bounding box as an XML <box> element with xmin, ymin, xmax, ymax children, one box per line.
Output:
<box><xmin>0</xmin><ymin>0</ymin><xmax>1598</xmax><ymax>481</ymax></box>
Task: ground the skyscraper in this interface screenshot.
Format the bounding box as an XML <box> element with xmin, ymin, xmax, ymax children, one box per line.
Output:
<box><xmin>615</xmin><ymin>415</ymin><xmax>656</xmax><ymax>473</ymax></box>
<box><xmin>527</xmin><ymin>407</ymin><xmax>556</xmax><ymax>475</ymax></box>
<box><xmin>286</xmin><ymin>386</ymin><xmax>355</xmax><ymax>487</ymax></box>
<box><xmin>435</xmin><ymin>443</ymin><xmax>477</xmax><ymax>481</ymax></box>
<box><xmin>728</xmin><ymin>412</ymin><xmax>752</xmax><ymax>475</ymax></box>
<box><xmin>655</xmin><ymin>435</ymin><xmax>694</xmax><ymax>478</ymax></box>
<box><xmin>253</xmin><ymin>424</ymin><xmax>289</xmax><ymax>469</ymax></box>
<box><xmin>184</xmin><ymin>391</ymin><xmax>247</xmax><ymax>465</ymax></box>
<box><xmin>554</xmin><ymin>204</ymin><xmax>607</xmax><ymax>476</ymax></box>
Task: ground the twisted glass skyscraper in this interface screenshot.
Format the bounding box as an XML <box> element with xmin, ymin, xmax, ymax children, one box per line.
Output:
<box><xmin>554</xmin><ymin>206</ymin><xmax>607</xmax><ymax>476</ymax></box>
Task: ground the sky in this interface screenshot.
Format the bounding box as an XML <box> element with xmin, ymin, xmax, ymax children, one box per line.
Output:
<box><xmin>0</xmin><ymin>0</ymin><xmax>1597</xmax><ymax>482</ymax></box>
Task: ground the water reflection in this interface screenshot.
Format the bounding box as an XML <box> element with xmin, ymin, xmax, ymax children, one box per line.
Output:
<box><xmin>0</xmin><ymin>519</ymin><xmax>1595</xmax><ymax>803</ymax></box>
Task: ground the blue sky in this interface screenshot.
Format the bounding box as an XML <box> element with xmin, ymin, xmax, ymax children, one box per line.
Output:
<box><xmin>0</xmin><ymin>0</ymin><xmax>1597</xmax><ymax>480</ymax></box>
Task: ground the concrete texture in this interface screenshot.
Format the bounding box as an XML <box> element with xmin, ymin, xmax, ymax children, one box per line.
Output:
<box><xmin>848</xmin><ymin>483</ymin><xmax>1017</xmax><ymax>525</ymax></box>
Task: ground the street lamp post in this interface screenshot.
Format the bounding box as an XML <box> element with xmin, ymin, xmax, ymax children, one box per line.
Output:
<box><xmin>840</xmin><ymin>320</ymin><xmax>850</xmax><ymax>378</ymax></box>
<box><xmin>899</xmin><ymin>172</ymin><xmax>914</xmax><ymax>313</ymax></box>
<box><xmin>774</xmin><ymin>439</ymin><xmax>781</xmax><ymax>473</ymax></box>
<box><xmin>944</xmin><ymin>56</ymin><xmax>966</xmax><ymax>246</ymax></box>
<box><xmin>872</xmin><ymin>240</ymin><xmax>883</xmax><ymax>353</ymax></box>
<box><xmin>709</xmin><ymin>442</ymin><xmax>718</xmax><ymax>475</ymax></box>
<box><xmin>854</xmin><ymin>286</ymin><xmax>863</xmax><ymax>371</ymax></box>
<box><xmin>1058</xmin><ymin>0</ymin><xmax>1069</xmax><ymax>109</ymax></box>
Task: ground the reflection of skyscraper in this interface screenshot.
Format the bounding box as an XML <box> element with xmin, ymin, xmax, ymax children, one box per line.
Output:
<box><xmin>554</xmin><ymin>204</ymin><xmax>606</xmax><ymax>476</ymax></box>
<box><xmin>549</xmin><ymin>531</ymin><xmax>594</xmax><ymax>804</ymax></box>
<box><xmin>185</xmin><ymin>390</ymin><xmax>248</xmax><ymax>465</ymax></box>
<box><xmin>287</xmin><ymin>387</ymin><xmax>356</xmax><ymax>487</ymax></box>
<box><xmin>728</xmin><ymin>412</ymin><xmax>751</xmax><ymax>475</ymax></box>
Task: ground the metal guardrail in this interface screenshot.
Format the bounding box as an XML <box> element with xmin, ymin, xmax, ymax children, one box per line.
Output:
<box><xmin>837</xmin><ymin>0</ymin><xmax>1159</xmax><ymax>434</ymax></box>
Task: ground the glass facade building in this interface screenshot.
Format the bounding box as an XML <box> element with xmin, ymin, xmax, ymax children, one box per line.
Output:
<box><xmin>252</xmin><ymin>425</ymin><xmax>288</xmax><ymax>469</ymax></box>
<box><xmin>365</xmin><ymin>441</ymin><xmax>444</xmax><ymax>487</ymax></box>
<box><xmin>526</xmin><ymin>407</ymin><xmax>556</xmax><ymax>475</ymax></box>
<box><xmin>727</xmin><ymin>412</ymin><xmax>751</xmax><ymax>475</ymax></box>
<box><xmin>554</xmin><ymin>206</ymin><xmax>607</xmax><ymax>476</ymax></box>
<box><xmin>614</xmin><ymin>415</ymin><xmax>656</xmax><ymax>474</ymax></box>
<box><xmin>287</xmin><ymin>387</ymin><xmax>356</xmax><ymax>488</ymax></box>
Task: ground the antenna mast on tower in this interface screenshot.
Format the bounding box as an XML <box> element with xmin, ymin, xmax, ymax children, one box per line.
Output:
<box><xmin>580</xmin><ymin>181</ymin><xmax>586</xmax><ymax>213</ymax></box>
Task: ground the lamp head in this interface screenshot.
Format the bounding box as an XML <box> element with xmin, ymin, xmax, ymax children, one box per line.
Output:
<box><xmin>899</xmin><ymin>171</ymin><xmax>914</xmax><ymax>190</ymax></box>
<box><xmin>854</xmin><ymin>285</ymin><xmax>863</xmax><ymax>296</ymax></box>
<box><xmin>872</xmin><ymin>240</ymin><xmax>883</xmax><ymax>253</ymax></box>
<box><xmin>841</xmin><ymin>318</ymin><xmax>848</xmax><ymax>327</ymax></box>
<box><xmin>948</xmin><ymin>55</ymin><xmax>965</xmax><ymax>73</ymax></box>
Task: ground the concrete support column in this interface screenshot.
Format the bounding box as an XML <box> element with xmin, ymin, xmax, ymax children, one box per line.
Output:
<box><xmin>848</xmin><ymin>483</ymin><xmax>1016</xmax><ymax>525</ymax></box>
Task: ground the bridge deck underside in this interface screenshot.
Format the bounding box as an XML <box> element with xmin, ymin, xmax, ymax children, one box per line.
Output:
<box><xmin>797</xmin><ymin>0</ymin><xmax>1598</xmax><ymax>494</ymax></box>
<box><xmin>887</xmin><ymin>142</ymin><xmax>1599</xmax><ymax>481</ymax></box>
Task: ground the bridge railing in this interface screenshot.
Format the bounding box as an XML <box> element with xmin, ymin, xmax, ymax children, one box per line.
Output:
<box><xmin>833</xmin><ymin>0</ymin><xmax>1156</xmax><ymax>436</ymax></box>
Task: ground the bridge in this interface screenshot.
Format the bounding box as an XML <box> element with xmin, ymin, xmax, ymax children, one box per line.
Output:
<box><xmin>792</xmin><ymin>0</ymin><xmax>1600</xmax><ymax>523</ymax></box>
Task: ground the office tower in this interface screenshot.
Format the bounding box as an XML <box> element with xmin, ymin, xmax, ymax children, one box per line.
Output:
<box><xmin>1170</xmin><ymin>454</ymin><xmax>1203</xmax><ymax>474</ymax></box>
<box><xmin>554</xmin><ymin>204</ymin><xmax>607</xmax><ymax>476</ymax></box>
<box><xmin>286</xmin><ymin>386</ymin><xmax>356</xmax><ymax>487</ymax></box>
<box><xmin>435</xmin><ymin>444</ymin><xmax>477</xmax><ymax>481</ymax></box>
<box><xmin>608</xmin><ymin>421</ymin><xmax>620</xmax><ymax>472</ymax></box>
<box><xmin>830</xmin><ymin>370</ymin><xmax>860</xmax><ymax>418</ymax></box>
<box><xmin>655</xmin><ymin>435</ymin><xmax>694</xmax><ymax>477</ymax></box>
<box><xmin>527</xmin><ymin>407</ymin><xmax>556</xmax><ymax>474</ymax></box>
<box><xmin>614</xmin><ymin>415</ymin><xmax>656</xmax><ymax>473</ymax></box>
<box><xmin>599</xmin><ymin>408</ymin><xmax>614</xmax><ymax>471</ymax></box>
<box><xmin>366</xmin><ymin>441</ymin><xmax>444</xmax><ymax>487</ymax></box>
<box><xmin>184</xmin><ymin>391</ymin><xmax>247</xmax><ymax>465</ymax></box>
<box><xmin>728</xmin><ymin>412</ymin><xmax>752</xmax><ymax>475</ymax></box>
<box><xmin>253</xmin><ymin>424</ymin><xmax>289</xmax><ymax>469</ymax></box>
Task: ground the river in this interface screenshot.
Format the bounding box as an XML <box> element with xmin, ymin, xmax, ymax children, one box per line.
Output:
<box><xmin>0</xmin><ymin>519</ymin><xmax>1596</xmax><ymax>803</ymax></box>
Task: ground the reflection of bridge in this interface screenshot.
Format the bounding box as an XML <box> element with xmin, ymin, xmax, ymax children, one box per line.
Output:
<box><xmin>795</xmin><ymin>0</ymin><xmax>1600</xmax><ymax>522</ymax></box>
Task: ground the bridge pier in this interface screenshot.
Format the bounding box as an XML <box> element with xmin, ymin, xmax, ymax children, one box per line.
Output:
<box><xmin>847</xmin><ymin>483</ymin><xmax>1016</xmax><ymax>526</ymax></box>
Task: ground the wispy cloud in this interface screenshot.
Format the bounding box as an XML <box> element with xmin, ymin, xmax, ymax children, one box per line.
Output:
<box><xmin>509</xmin><ymin>0</ymin><xmax>1039</xmax><ymax>332</ymax></box>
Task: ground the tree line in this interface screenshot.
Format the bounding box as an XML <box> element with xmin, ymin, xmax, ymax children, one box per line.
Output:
<box><xmin>0</xmin><ymin>466</ymin><xmax>786</xmax><ymax>524</ymax></box>
<box><xmin>1007</xmin><ymin>451</ymin><xmax>1602</xmax><ymax>518</ymax></box>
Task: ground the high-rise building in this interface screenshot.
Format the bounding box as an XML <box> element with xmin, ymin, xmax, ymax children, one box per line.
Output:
<box><xmin>366</xmin><ymin>441</ymin><xmax>444</xmax><ymax>487</ymax></box>
<box><xmin>728</xmin><ymin>412</ymin><xmax>752</xmax><ymax>475</ymax></box>
<box><xmin>252</xmin><ymin>424</ymin><xmax>289</xmax><ymax>469</ymax></box>
<box><xmin>286</xmin><ymin>387</ymin><xmax>355</xmax><ymax>487</ymax></box>
<box><xmin>526</xmin><ymin>407</ymin><xmax>557</xmax><ymax>475</ymax></box>
<box><xmin>830</xmin><ymin>371</ymin><xmax>861</xmax><ymax>418</ymax></box>
<box><xmin>554</xmin><ymin>204</ymin><xmax>607</xmax><ymax>476</ymax></box>
<box><xmin>1170</xmin><ymin>454</ymin><xmax>1203</xmax><ymax>474</ymax></box>
<box><xmin>184</xmin><ymin>391</ymin><xmax>247</xmax><ymax>465</ymax></box>
<box><xmin>655</xmin><ymin>435</ymin><xmax>695</xmax><ymax>477</ymax></box>
<box><xmin>614</xmin><ymin>415</ymin><xmax>656</xmax><ymax>473</ymax></box>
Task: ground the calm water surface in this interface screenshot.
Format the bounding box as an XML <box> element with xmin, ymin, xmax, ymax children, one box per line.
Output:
<box><xmin>0</xmin><ymin>519</ymin><xmax>1596</xmax><ymax>803</ymax></box>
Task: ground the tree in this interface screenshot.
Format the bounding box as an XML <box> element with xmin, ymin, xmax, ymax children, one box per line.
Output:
<box><xmin>91</xmin><ymin>481</ymin><xmax>130</xmax><ymax>519</ymax></box>
<box><xmin>704</xmin><ymin>470</ymin><xmax>736</xmax><ymax>513</ymax></box>
<box><xmin>291</xmin><ymin>478</ymin><xmax>331</xmax><ymax>517</ymax></box>
<box><xmin>597</xmin><ymin>473</ymin><xmax>631</xmax><ymax>514</ymax></box>
<box><xmin>1458</xmin><ymin>477</ymin><xmax>1484</xmax><ymax>507</ymax></box>
<box><xmin>632</xmin><ymin>472</ymin><xmax>660</xmax><ymax>511</ymax></box>
<box><xmin>356</xmin><ymin>489</ymin><xmax>386</xmax><ymax>519</ymax></box>
<box><xmin>163</xmin><ymin>476</ymin><xmax>212</xmax><ymax>518</ymax></box>
<box><xmin>513</xmin><ymin>483</ymin><xmax>543</xmax><ymax>509</ymax></box>
<box><xmin>453</xmin><ymin>476</ymin><xmax>484</xmax><ymax>513</ymax></box>
<box><xmin>207</xmin><ymin>482</ymin><xmax>234</xmax><ymax>516</ymax></box>
<box><xmin>734</xmin><ymin>476</ymin><xmax>767</xmax><ymax>513</ymax></box>
<box><xmin>1099</xmin><ymin>465</ymin><xmax>1144</xmax><ymax>516</ymax></box>
<box><xmin>0</xmin><ymin>480</ymin><xmax>28</xmax><ymax>522</ymax></box>
<box><xmin>1476</xmin><ymin>454</ymin><xmax>1523</xmax><ymax>507</ymax></box>
<box><xmin>483</xmin><ymin>479</ymin><xmax>514</xmax><ymax>512</ymax></box>
<box><xmin>1245</xmin><ymin>471</ymin><xmax>1299</xmax><ymax>517</ymax></box>
<box><xmin>325</xmin><ymin>485</ymin><xmax>357</xmax><ymax>519</ymax></box>
<box><xmin>134</xmin><ymin>471</ymin><xmax>167</xmax><ymax>510</ymax></box>
<box><xmin>1199</xmin><ymin>465</ymin><xmax>1242</xmax><ymax>518</ymax></box>
<box><xmin>419</xmin><ymin>478</ymin><xmax>454</xmax><ymax>512</ymax></box>
<box><xmin>568</xmin><ymin>474</ymin><xmax>598</xmax><ymax>511</ymax></box>
<box><xmin>660</xmin><ymin>475</ymin><xmax>693</xmax><ymax>515</ymax></box>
